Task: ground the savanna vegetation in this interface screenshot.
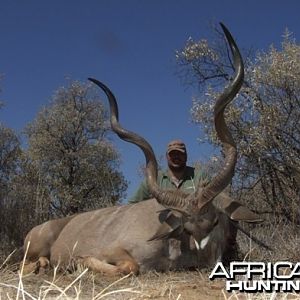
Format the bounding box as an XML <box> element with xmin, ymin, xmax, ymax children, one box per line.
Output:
<box><xmin>0</xmin><ymin>24</ymin><xmax>300</xmax><ymax>299</ymax></box>
<box><xmin>0</xmin><ymin>80</ymin><xmax>127</xmax><ymax>259</ymax></box>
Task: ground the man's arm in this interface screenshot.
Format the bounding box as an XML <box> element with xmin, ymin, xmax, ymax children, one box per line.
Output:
<box><xmin>128</xmin><ymin>179</ymin><xmax>152</xmax><ymax>204</ymax></box>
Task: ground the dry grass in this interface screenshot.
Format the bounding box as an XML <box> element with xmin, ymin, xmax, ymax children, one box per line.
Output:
<box><xmin>0</xmin><ymin>264</ymin><xmax>226</xmax><ymax>300</ymax></box>
<box><xmin>1</xmin><ymin>265</ymin><xmax>300</xmax><ymax>299</ymax></box>
<box><xmin>237</xmin><ymin>218</ymin><xmax>300</xmax><ymax>263</ymax></box>
<box><xmin>1</xmin><ymin>252</ymin><xmax>300</xmax><ymax>299</ymax></box>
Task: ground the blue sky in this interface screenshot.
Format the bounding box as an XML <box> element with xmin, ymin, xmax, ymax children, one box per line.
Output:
<box><xmin>0</xmin><ymin>0</ymin><xmax>300</xmax><ymax>200</ymax></box>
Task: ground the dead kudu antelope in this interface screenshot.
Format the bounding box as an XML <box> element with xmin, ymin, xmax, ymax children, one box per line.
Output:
<box><xmin>23</xmin><ymin>23</ymin><xmax>262</xmax><ymax>276</ymax></box>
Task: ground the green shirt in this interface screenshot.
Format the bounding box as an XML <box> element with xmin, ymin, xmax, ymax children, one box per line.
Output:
<box><xmin>128</xmin><ymin>166</ymin><xmax>209</xmax><ymax>203</ymax></box>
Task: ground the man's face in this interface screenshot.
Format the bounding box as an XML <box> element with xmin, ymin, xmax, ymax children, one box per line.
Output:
<box><xmin>167</xmin><ymin>150</ymin><xmax>187</xmax><ymax>170</ymax></box>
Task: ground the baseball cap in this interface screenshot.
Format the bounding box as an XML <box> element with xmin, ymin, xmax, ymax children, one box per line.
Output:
<box><xmin>167</xmin><ymin>139</ymin><xmax>186</xmax><ymax>154</ymax></box>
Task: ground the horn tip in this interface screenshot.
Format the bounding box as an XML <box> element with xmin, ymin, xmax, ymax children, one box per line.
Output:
<box><xmin>88</xmin><ymin>78</ymin><xmax>105</xmax><ymax>89</ymax></box>
<box><xmin>219</xmin><ymin>22</ymin><xmax>231</xmax><ymax>39</ymax></box>
<box><xmin>219</xmin><ymin>22</ymin><xmax>226</xmax><ymax>31</ymax></box>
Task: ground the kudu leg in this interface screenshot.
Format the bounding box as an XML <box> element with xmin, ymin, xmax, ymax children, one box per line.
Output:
<box><xmin>76</xmin><ymin>247</ymin><xmax>139</xmax><ymax>276</ymax></box>
<box><xmin>22</xmin><ymin>256</ymin><xmax>50</xmax><ymax>274</ymax></box>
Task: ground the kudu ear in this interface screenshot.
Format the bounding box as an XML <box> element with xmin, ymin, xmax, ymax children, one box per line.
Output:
<box><xmin>214</xmin><ymin>193</ymin><xmax>263</xmax><ymax>223</ymax></box>
<box><xmin>147</xmin><ymin>209</ymin><xmax>185</xmax><ymax>241</ymax></box>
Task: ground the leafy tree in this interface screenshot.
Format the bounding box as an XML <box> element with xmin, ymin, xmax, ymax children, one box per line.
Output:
<box><xmin>0</xmin><ymin>80</ymin><xmax>128</xmax><ymax>254</ymax></box>
<box><xmin>24</xmin><ymin>80</ymin><xmax>128</xmax><ymax>217</ymax></box>
<box><xmin>0</xmin><ymin>81</ymin><xmax>43</xmax><ymax>252</ymax></box>
<box><xmin>176</xmin><ymin>27</ymin><xmax>300</xmax><ymax>222</ymax></box>
<box><xmin>0</xmin><ymin>123</ymin><xmax>23</xmax><ymax>252</ymax></box>
<box><xmin>0</xmin><ymin>125</ymin><xmax>20</xmax><ymax>194</ymax></box>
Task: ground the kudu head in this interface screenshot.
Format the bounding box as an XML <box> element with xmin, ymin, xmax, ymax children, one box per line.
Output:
<box><xmin>89</xmin><ymin>23</ymin><xmax>261</xmax><ymax>249</ymax></box>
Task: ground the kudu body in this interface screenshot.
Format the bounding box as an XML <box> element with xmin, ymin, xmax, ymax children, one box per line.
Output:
<box><xmin>23</xmin><ymin>24</ymin><xmax>261</xmax><ymax>275</ymax></box>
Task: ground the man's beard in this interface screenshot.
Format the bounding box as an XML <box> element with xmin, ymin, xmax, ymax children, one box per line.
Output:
<box><xmin>168</xmin><ymin>163</ymin><xmax>186</xmax><ymax>172</ymax></box>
